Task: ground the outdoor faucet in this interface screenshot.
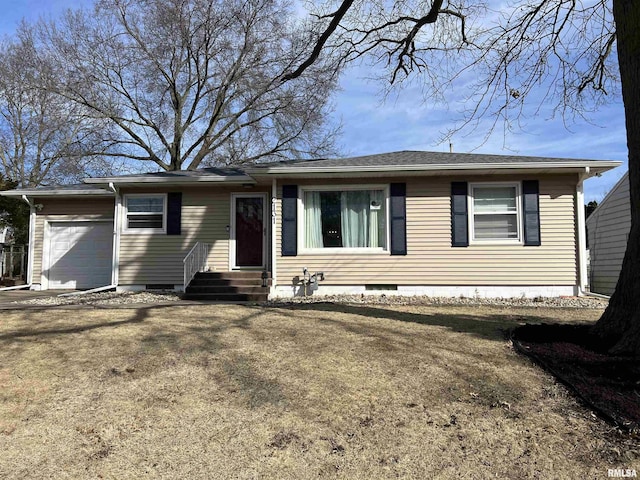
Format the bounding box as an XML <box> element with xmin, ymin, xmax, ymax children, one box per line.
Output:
<box><xmin>301</xmin><ymin>268</ymin><xmax>325</xmax><ymax>296</ymax></box>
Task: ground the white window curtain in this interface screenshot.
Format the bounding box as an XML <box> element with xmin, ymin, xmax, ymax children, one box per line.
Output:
<box><xmin>369</xmin><ymin>190</ymin><xmax>384</xmax><ymax>248</ymax></box>
<box><xmin>341</xmin><ymin>191</ymin><xmax>370</xmax><ymax>247</ymax></box>
<box><xmin>304</xmin><ymin>191</ymin><xmax>324</xmax><ymax>248</ymax></box>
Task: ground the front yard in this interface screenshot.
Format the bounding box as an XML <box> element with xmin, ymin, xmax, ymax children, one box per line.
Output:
<box><xmin>0</xmin><ymin>303</ymin><xmax>637</xmax><ymax>478</ymax></box>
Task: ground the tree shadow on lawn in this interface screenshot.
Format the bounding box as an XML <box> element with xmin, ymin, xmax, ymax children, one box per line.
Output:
<box><xmin>1</xmin><ymin>305</ymin><xmax>289</xmax><ymax>410</ymax></box>
<box><xmin>275</xmin><ymin>302</ymin><xmax>582</xmax><ymax>343</ymax></box>
<box><xmin>0</xmin><ymin>305</ymin><xmax>161</xmax><ymax>341</ymax></box>
<box><xmin>512</xmin><ymin>323</ymin><xmax>640</xmax><ymax>433</ymax></box>
<box><xmin>0</xmin><ymin>303</ymin><xmax>607</xmax><ymax>417</ymax></box>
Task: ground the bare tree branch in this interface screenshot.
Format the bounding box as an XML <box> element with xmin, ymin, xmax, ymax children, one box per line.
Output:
<box><xmin>281</xmin><ymin>0</ymin><xmax>355</xmax><ymax>82</ymax></box>
<box><xmin>28</xmin><ymin>0</ymin><xmax>339</xmax><ymax>172</ymax></box>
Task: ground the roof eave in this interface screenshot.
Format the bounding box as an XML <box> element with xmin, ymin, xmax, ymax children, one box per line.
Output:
<box><xmin>83</xmin><ymin>175</ymin><xmax>257</xmax><ymax>185</ymax></box>
<box><xmin>247</xmin><ymin>161</ymin><xmax>622</xmax><ymax>176</ymax></box>
<box><xmin>0</xmin><ymin>189</ymin><xmax>114</xmax><ymax>197</ymax></box>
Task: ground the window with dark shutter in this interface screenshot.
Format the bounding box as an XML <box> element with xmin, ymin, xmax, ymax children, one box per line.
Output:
<box><xmin>301</xmin><ymin>188</ymin><xmax>387</xmax><ymax>250</ymax></box>
<box><xmin>124</xmin><ymin>194</ymin><xmax>166</xmax><ymax>233</ymax></box>
<box><xmin>470</xmin><ymin>184</ymin><xmax>519</xmax><ymax>241</ymax></box>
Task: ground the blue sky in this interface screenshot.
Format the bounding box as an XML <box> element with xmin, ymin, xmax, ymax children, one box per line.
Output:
<box><xmin>0</xmin><ymin>0</ymin><xmax>628</xmax><ymax>202</ymax></box>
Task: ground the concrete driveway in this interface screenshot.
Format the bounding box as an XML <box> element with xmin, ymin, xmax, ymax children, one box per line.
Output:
<box><xmin>0</xmin><ymin>289</ymin><xmax>77</xmax><ymax>305</ymax></box>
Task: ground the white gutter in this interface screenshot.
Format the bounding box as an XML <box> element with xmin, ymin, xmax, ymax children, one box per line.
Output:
<box><xmin>271</xmin><ymin>178</ymin><xmax>277</xmax><ymax>292</ymax></box>
<box><xmin>24</xmin><ymin>196</ymin><xmax>36</xmax><ymax>287</ymax></box>
<box><xmin>247</xmin><ymin>161</ymin><xmax>622</xmax><ymax>175</ymax></box>
<box><xmin>57</xmin><ymin>284</ymin><xmax>116</xmax><ymax>297</ymax></box>
<box><xmin>84</xmin><ymin>176</ymin><xmax>256</xmax><ymax>185</ymax></box>
<box><xmin>0</xmin><ymin>195</ymin><xmax>35</xmax><ymax>291</ymax></box>
<box><xmin>0</xmin><ymin>189</ymin><xmax>113</xmax><ymax>197</ymax></box>
<box><xmin>0</xmin><ymin>284</ymin><xmax>32</xmax><ymax>291</ymax></box>
<box><xmin>576</xmin><ymin>167</ymin><xmax>590</xmax><ymax>296</ymax></box>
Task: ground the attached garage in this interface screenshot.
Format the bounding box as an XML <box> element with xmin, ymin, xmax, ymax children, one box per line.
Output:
<box><xmin>45</xmin><ymin>221</ymin><xmax>113</xmax><ymax>289</ymax></box>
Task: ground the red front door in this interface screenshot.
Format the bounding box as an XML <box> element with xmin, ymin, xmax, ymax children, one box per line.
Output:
<box><xmin>235</xmin><ymin>196</ymin><xmax>264</xmax><ymax>267</ymax></box>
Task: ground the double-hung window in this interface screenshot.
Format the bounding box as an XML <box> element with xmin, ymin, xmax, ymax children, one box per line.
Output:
<box><xmin>469</xmin><ymin>183</ymin><xmax>521</xmax><ymax>242</ymax></box>
<box><xmin>123</xmin><ymin>194</ymin><xmax>166</xmax><ymax>233</ymax></box>
<box><xmin>301</xmin><ymin>187</ymin><xmax>387</xmax><ymax>251</ymax></box>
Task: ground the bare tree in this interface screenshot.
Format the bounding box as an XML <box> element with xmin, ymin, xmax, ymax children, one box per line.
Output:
<box><xmin>0</xmin><ymin>25</ymin><xmax>112</xmax><ymax>187</ymax></box>
<box><xmin>286</xmin><ymin>0</ymin><xmax>639</xmax><ymax>354</ymax></box>
<box><xmin>33</xmin><ymin>0</ymin><xmax>339</xmax><ymax>172</ymax></box>
<box><xmin>288</xmin><ymin>0</ymin><xmax>617</xmax><ymax>134</ymax></box>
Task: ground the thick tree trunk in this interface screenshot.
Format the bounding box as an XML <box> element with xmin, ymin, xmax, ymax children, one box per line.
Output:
<box><xmin>591</xmin><ymin>0</ymin><xmax>640</xmax><ymax>355</ymax></box>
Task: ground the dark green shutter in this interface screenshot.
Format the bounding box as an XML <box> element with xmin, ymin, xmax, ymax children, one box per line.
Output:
<box><xmin>281</xmin><ymin>185</ymin><xmax>298</xmax><ymax>256</ymax></box>
<box><xmin>451</xmin><ymin>182</ymin><xmax>468</xmax><ymax>247</ymax></box>
<box><xmin>390</xmin><ymin>183</ymin><xmax>407</xmax><ymax>255</ymax></box>
<box><xmin>167</xmin><ymin>192</ymin><xmax>182</xmax><ymax>235</ymax></box>
<box><xmin>522</xmin><ymin>180</ymin><xmax>541</xmax><ymax>246</ymax></box>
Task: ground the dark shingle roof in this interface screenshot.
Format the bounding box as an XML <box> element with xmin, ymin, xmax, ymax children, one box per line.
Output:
<box><xmin>87</xmin><ymin>167</ymin><xmax>248</xmax><ymax>179</ymax></box>
<box><xmin>27</xmin><ymin>183</ymin><xmax>108</xmax><ymax>191</ymax></box>
<box><xmin>248</xmin><ymin>150</ymin><xmax>612</xmax><ymax>170</ymax></box>
<box><xmin>1</xmin><ymin>151</ymin><xmax>621</xmax><ymax>197</ymax></box>
<box><xmin>83</xmin><ymin>166</ymin><xmax>255</xmax><ymax>185</ymax></box>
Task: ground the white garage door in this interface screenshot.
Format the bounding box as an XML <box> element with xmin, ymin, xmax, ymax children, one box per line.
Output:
<box><xmin>48</xmin><ymin>222</ymin><xmax>113</xmax><ymax>289</ymax></box>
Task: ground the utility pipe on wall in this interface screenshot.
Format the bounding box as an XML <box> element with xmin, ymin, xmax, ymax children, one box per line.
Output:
<box><xmin>576</xmin><ymin>167</ymin><xmax>590</xmax><ymax>296</ymax></box>
<box><xmin>271</xmin><ymin>178</ymin><xmax>277</xmax><ymax>293</ymax></box>
<box><xmin>108</xmin><ymin>182</ymin><xmax>121</xmax><ymax>288</ymax></box>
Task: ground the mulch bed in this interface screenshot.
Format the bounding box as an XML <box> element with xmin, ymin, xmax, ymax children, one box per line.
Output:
<box><xmin>512</xmin><ymin>324</ymin><xmax>640</xmax><ymax>433</ymax></box>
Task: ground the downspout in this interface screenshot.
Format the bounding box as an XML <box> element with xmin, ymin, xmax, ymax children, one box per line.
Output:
<box><xmin>576</xmin><ymin>167</ymin><xmax>589</xmax><ymax>296</ymax></box>
<box><xmin>109</xmin><ymin>182</ymin><xmax>120</xmax><ymax>288</ymax></box>
<box><xmin>0</xmin><ymin>195</ymin><xmax>35</xmax><ymax>291</ymax></box>
<box><xmin>270</xmin><ymin>177</ymin><xmax>277</xmax><ymax>298</ymax></box>
<box><xmin>58</xmin><ymin>183</ymin><xmax>120</xmax><ymax>297</ymax></box>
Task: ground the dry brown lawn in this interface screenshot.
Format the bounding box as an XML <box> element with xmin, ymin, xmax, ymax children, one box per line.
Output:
<box><xmin>0</xmin><ymin>302</ymin><xmax>638</xmax><ymax>479</ymax></box>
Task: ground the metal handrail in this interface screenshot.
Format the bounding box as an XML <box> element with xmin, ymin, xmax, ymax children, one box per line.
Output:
<box><xmin>183</xmin><ymin>242</ymin><xmax>212</xmax><ymax>289</ymax></box>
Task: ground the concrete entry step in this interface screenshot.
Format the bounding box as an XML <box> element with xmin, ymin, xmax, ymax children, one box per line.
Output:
<box><xmin>183</xmin><ymin>271</ymin><xmax>270</xmax><ymax>301</ymax></box>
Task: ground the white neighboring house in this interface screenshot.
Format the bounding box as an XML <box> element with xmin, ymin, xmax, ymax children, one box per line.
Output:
<box><xmin>586</xmin><ymin>172</ymin><xmax>631</xmax><ymax>296</ymax></box>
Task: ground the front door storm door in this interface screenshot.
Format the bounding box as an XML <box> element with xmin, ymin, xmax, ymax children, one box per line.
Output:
<box><xmin>233</xmin><ymin>195</ymin><xmax>265</xmax><ymax>268</ymax></box>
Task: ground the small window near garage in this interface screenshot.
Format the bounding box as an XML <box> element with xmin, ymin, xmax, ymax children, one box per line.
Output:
<box><xmin>469</xmin><ymin>183</ymin><xmax>520</xmax><ymax>242</ymax></box>
<box><xmin>124</xmin><ymin>194</ymin><xmax>166</xmax><ymax>233</ymax></box>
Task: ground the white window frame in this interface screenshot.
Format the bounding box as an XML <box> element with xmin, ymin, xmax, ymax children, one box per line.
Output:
<box><xmin>297</xmin><ymin>184</ymin><xmax>390</xmax><ymax>254</ymax></box>
<box><xmin>468</xmin><ymin>182</ymin><xmax>522</xmax><ymax>244</ymax></box>
<box><xmin>122</xmin><ymin>193</ymin><xmax>167</xmax><ymax>234</ymax></box>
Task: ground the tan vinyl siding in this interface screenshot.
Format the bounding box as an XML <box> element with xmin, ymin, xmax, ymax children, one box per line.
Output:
<box><xmin>275</xmin><ymin>175</ymin><xmax>578</xmax><ymax>286</ymax></box>
<box><xmin>33</xmin><ymin>198</ymin><xmax>114</xmax><ymax>283</ymax></box>
<box><xmin>586</xmin><ymin>173</ymin><xmax>630</xmax><ymax>295</ymax></box>
<box><xmin>117</xmin><ymin>186</ymin><xmax>270</xmax><ymax>286</ymax></box>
